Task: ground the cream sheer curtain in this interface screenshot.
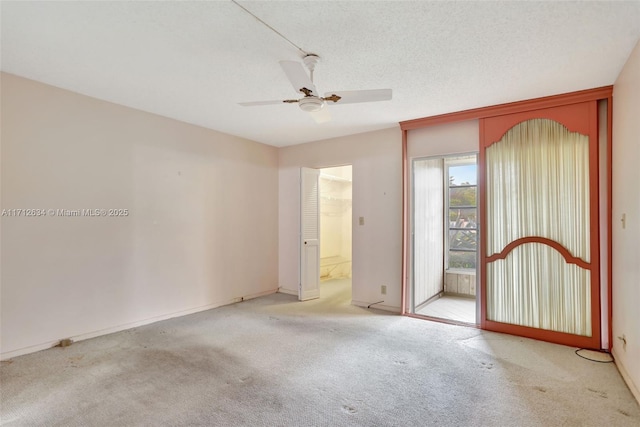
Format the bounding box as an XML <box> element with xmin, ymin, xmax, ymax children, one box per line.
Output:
<box><xmin>485</xmin><ymin>119</ymin><xmax>591</xmax><ymax>336</ymax></box>
<box><xmin>413</xmin><ymin>158</ymin><xmax>444</xmax><ymax>308</ymax></box>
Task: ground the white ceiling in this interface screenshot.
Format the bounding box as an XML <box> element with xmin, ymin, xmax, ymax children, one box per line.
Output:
<box><xmin>2</xmin><ymin>1</ymin><xmax>639</xmax><ymax>147</ymax></box>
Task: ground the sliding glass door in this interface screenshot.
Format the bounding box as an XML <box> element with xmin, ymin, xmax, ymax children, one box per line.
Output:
<box><xmin>480</xmin><ymin>102</ymin><xmax>600</xmax><ymax>348</ymax></box>
<box><xmin>410</xmin><ymin>154</ymin><xmax>478</xmax><ymax>324</ymax></box>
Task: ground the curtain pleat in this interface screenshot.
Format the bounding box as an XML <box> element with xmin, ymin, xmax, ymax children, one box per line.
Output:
<box><xmin>413</xmin><ymin>158</ymin><xmax>444</xmax><ymax>306</ymax></box>
<box><xmin>486</xmin><ymin>119</ymin><xmax>591</xmax><ymax>336</ymax></box>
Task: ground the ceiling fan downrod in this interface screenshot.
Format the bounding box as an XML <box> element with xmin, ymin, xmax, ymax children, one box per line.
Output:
<box><xmin>303</xmin><ymin>54</ymin><xmax>320</xmax><ymax>84</ymax></box>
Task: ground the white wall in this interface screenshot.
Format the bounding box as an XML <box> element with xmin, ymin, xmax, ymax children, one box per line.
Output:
<box><xmin>407</xmin><ymin>120</ymin><xmax>479</xmax><ymax>159</ymax></box>
<box><xmin>0</xmin><ymin>73</ymin><xmax>279</xmax><ymax>359</ymax></box>
<box><xmin>278</xmin><ymin>127</ymin><xmax>402</xmax><ymax>311</ymax></box>
<box><xmin>612</xmin><ymin>39</ymin><xmax>640</xmax><ymax>402</ymax></box>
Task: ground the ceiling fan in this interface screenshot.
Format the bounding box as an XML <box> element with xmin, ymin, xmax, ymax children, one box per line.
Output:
<box><xmin>239</xmin><ymin>54</ymin><xmax>392</xmax><ymax>123</ymax></box>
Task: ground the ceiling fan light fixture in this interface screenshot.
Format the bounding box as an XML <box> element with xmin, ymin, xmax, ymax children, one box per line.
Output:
<box><xmin>298</xmin><ymin>96</ymin><xmax>325</xmax><ymax>112</ymax></box>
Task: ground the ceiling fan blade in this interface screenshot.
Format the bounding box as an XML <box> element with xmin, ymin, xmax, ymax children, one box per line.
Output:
<box><xmin>280</xmin><ymin>60</ymin><xmax>318</xmax><ymax>96</ymax></box>
<box><xmin>238</xmin><ymin>99</ymin><xmax>296</xmax><ymax>106</ymax></box>
<box><xmin>309</xmin><ymin>106</ymin><xmax>331</xmax><ymax>124</ymax></box>
<box><xmin>324</xmin><ymin>89</ymin><xmax>392</xmax><ymax>105</ymax></box>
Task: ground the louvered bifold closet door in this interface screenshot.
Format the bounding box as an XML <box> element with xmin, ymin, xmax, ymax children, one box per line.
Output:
<box><xmin>300</xmin><ymin>167</ymin><xmax>320</xmax><ymax>301</ymax></box>
<box><xmin>480</xmin><ymin>102</ymin><xmax>601</xmax><ymax>348</ymax></box>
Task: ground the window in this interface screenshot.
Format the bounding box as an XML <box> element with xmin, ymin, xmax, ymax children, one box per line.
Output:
<box><xmin>446</xmin><ymin>158</ymin><xmax>477</xmax><ymax>270</ymax></box>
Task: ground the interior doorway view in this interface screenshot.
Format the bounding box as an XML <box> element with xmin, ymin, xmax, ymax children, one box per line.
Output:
<box><xmin>409</xmin><ymin>154</ymin><xmax>478</xmax><ymax>324</ymax></box>
<box><xmin>319</xmin><ymin>165</ymin><xmax>353</xmax><ymax>302</ymax></box>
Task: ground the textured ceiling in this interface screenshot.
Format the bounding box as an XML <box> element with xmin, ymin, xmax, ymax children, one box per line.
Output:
<box><xmin>2</xmin><ymin>1</ymin><xmax>639</xmax><ymax>147</ymax></box>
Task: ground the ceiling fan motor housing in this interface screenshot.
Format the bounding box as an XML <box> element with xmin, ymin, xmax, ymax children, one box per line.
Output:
<box><xmin>298</xmin><ymin>96</ymin><xmax>325</xmax><ymax>112</ymax></box>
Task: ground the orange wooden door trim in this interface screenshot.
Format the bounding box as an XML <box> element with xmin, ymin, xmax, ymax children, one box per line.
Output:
<box><xmin>482</xmin><ymin>102</ymin><xmax>593</xmax><ymax>147</ymax></box>
<box><xmin>401</xmin><ymin>129</ymin><xmax>408</xmax><ymax>315</ymax></box>
<box><xmin>400</xmin><ymin>86</ymin><xmax>612</xmax><ymax>131</ymax></box>
<box><xmin>486</xmin><ymin>236</ymin><xmax>591</xmax><ymax>270</ymax></box>
<box><xmin>607</xmin><ymin>96</ymin><xmax>613</xmax><ymax>350</ymax></box>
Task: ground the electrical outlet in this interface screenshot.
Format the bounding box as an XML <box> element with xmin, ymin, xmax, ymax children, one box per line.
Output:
<box><xmin>381</xmin><ymin>285</ymin><xmax>387</xmax><ymax>295</ymax></box>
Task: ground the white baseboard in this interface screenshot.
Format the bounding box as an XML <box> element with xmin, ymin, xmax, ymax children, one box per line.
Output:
<box><xmin>0</xmin><ymin>288</ymin><xmax>279</xmax><ymax>361</ymax></box>
<box><xmin>352</xmin><ymin>299</ymin><xmax>401</xmax><ymax>313</ymax></box>
<box><xmin>278</xmin><ymin>287</ymin><xmax>298</xmax><ymax>296</ymax></box>
<box><xmin>612</xmin><ymin>349</ymin><xmax>640</xmax><ymax>405</ymax></box>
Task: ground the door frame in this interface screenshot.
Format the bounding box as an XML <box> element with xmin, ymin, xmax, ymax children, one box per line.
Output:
<box><xmin>408</xmin><ymin>154</ymin><xmax>479</xmax><ymax>323</ymax></box>
<box><xmin>299</xmin><ymin>164</ymin><xmax>354</xmax><ymax>301</ymax></box>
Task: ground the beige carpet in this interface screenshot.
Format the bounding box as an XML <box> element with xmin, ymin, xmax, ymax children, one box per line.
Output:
<box><xmin>2</xmin><ymin>279</ymin><xmax>639</xmax><ymax>426</ymax></box>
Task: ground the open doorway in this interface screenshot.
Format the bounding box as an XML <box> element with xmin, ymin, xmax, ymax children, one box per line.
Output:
<box><xmin>409</xmin><ymin>154</ymin><xmax>478</xmax><ymax>324</ymax></box>
<box><xmin>319</xmin><ymin>165</ymin><xmax>352</xmax><ymax>303</ymax></box>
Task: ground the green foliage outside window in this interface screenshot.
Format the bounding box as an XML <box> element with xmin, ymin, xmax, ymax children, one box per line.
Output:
<box><xmin>448</xmin><ymin>173</ymin><xmax>477</xmax><ymax>269</ymax></box>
